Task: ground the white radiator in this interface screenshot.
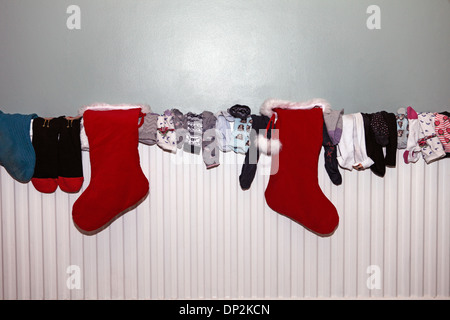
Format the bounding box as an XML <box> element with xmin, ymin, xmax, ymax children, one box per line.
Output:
<box><xmin>0</xmin><ymin>145</ymin><xmax>449</xmax><ymax>299</ymax></box>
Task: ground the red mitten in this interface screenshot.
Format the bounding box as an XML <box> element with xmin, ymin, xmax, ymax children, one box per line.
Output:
<box><xmin>72</xmin><ymin>108</ymin><xmax>149</xmax><ymax>234</ymax></box>
<box><xmin>260</xmin><ymin>99</ymin><xmax>339</xmax><ymax>236</ymax></box>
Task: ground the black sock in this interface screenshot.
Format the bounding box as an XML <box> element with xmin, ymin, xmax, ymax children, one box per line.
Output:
<box><xmin>322</xmin><ymin>123</ymin><xmax>342</xmax><ymax>186</ymax></box>
<box><xmin>31</xmin><ymin>117</ymin><xmax>63</xmax><ymax>193</ymax></box>
<box><xmin>57</xmin><ymin>117</ymin><xmax>84</xmax><ymax>193</ymax></box>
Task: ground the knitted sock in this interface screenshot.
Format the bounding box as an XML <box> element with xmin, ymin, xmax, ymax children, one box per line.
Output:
<box><xmin>57</xmin><ymin>117</ymin><xmax>84</xmax><ymax>193</ymax></box>
<box><xmin>322</xmin><ymin>123</ymin><xmax>342</xmax><ymax>185</ymax></box>
<box><xmin>216</xmin><ymin>110</ymin><xmax>235</xmax><ymax>153</ymax></box>
<box><xmin>337</xmin><ymin>113</ymin><xmax>374</xmax><ymax>171</ymax></box>
<box><xmin>382</xmin><ymin>111</ymin><xmax>398</xmax><ymax>167</ymax></box>
<box><xmin>370</xmin><ymin>112</ymin><xmax>390</xmax><ymax>146</ymax></box>
<box><xmin>434</xmin><ymin>113</ymin><xmax>450</xmax><ymax>153</ymax></box>
<box><xmin>439</xmin><ymin>111</ymin><xmax>450</xmax><ymax>158</ymax></box>
<box><xmin>0</xmin><ymin>111</ymin><xmax>38</xmax><ymax>183</ymax></box>
<box><xmin>403</xmin><ymin>107</ymin><xmax>421</xmax><ymax>164</ymax></box>
<box><xmin>156</xmin><ymin>110</ymin><xmax>177</xmax><ymax>153</ymax></box>
<box><xmin>139</xmin><ymin>113</ymin><xmax>159</xmax><ymax>146</ymax></box>
<box><xmin>239</xmin><ymin>115</ymin><xmax>271</xmax><ymax>190</ymax></box>
<box><xmin>232</xmin><ymin>117</ymin><xmax>252</xmax><ymax>154</ymax></box>
<box><xmin>31</xmin><ymin>117</ymin><xmax>62</xmax><ymax>193</ymax></box>
<box><xmin>362</xmin><ymin>113</ymin><xmax>386</xmax><ymax>177</ymax></box>
<box><xmin>183</xmin><ymin>112</ymin><xmax>203</xmax><ymax>155</ymax></box>
<box><xmin>228</xmin><ymin>105</ymin><xmax>251</xmax><ymax>120</ymax></box>
<box><xmin>201</xmin><ymin>111</ymin><xmax>220</xmax><ymax>169</ymax></box>
<box><xmin>396</xmin><ymin>108</ymin><xmax>409</xmax><ymax>149</ymax></box>
<box><xmin>417</xmin><ymin>112</ymin><xmax>446</xmax><ymax>164</ymax></box>
<box><xmin>323</xmin><ymin>108</ymin><xmax>344</xmax><ymax>145</ymax></box>
<box><xmin>171</xmin><ymin>108</ymin><xmax>185</xmax><ymax>149</ymax></box>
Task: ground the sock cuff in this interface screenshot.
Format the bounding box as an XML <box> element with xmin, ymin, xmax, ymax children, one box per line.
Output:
<box><xmin>407</xmin><ymin>106</ymin><xmax>418</xmax><ymax>119</ymax></box>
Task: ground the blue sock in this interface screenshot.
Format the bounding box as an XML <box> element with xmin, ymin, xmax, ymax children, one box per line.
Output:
<box><xmin>0</xmin><ymin>110</ymin><xmax>38</xmax><ymax>183</ymax></box>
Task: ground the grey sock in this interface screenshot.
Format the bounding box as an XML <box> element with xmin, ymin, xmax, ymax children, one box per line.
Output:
<box><xmin>323</xmin><ymin>108</ymin><xmax>344</xmax><ymax>145</ymax></box>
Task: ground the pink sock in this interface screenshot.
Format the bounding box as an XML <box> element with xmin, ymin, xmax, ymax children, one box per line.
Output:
<box><xmin>403</xmin><ymin>107</ymin><xmax>420</xmax><ymax>164</ymax></box>
<box><xmin>434</xmin><ymin>113</ymin><xmax>450</xmax><ymax>152</ymax></box>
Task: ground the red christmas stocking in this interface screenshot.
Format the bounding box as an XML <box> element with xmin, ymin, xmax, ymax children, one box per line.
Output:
<box><xmin>259</xmin><ymin>99</ymin><xmax>339</xmax><ymax>236</ymax></box>
<box><xmin>72</xmin><ymin>108</ymin><xmax>149</xmax><ymax>234</ymax></box>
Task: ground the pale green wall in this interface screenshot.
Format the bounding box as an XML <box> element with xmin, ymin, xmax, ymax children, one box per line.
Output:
<box><xmin>1</xmin><ymin>0</ymin><xmax>449</xmax><ymax>117</ymax></box>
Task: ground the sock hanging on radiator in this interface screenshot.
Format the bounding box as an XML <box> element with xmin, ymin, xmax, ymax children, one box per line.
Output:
<box><xmin>403</xmin><ymin>106</ymin><xmax>421</xmax><ymax>164</ymax></box>
<box><xmin>57</xmin><ymin>117</ymin><xmax>84</xmax><ymax>193</ymax></box>
<box><xmin>0</xmin><ymin>111</ymin><xmax>38</xmax><ymax>183</ymax></box>
<box><xmin>31</xmin><ymin>117</ymin><xmax>63</xmax><ymax>193</ymax></box>
<box><xmin>31</xmin><ymin>116</ymin><xmax>84</xmax><ymax>194</ymax></box>
<box><xmin>72</xmin><ymin>107</ymin><xmax>149</xmax><ymax>234</ymax></box>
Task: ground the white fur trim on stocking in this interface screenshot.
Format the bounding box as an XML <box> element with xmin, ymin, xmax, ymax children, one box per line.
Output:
<box><xmin>78</xmin><ymin>103</ymin><xmax>152</xmax><ymax>117</ymax></box>
<box><xmin>256</xmin><ymin>134</ymin><xmax>282</xmax><ymax>155</ymax></box>
<box><xmin>78</xmin><ymin>104</ymin><xmax>152</xmax><ymax>151</ymax></box>
<box><xmin>260</xmin><ymin>98</ymin><xmax>331</xmax><ymax>118</ymax></box>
